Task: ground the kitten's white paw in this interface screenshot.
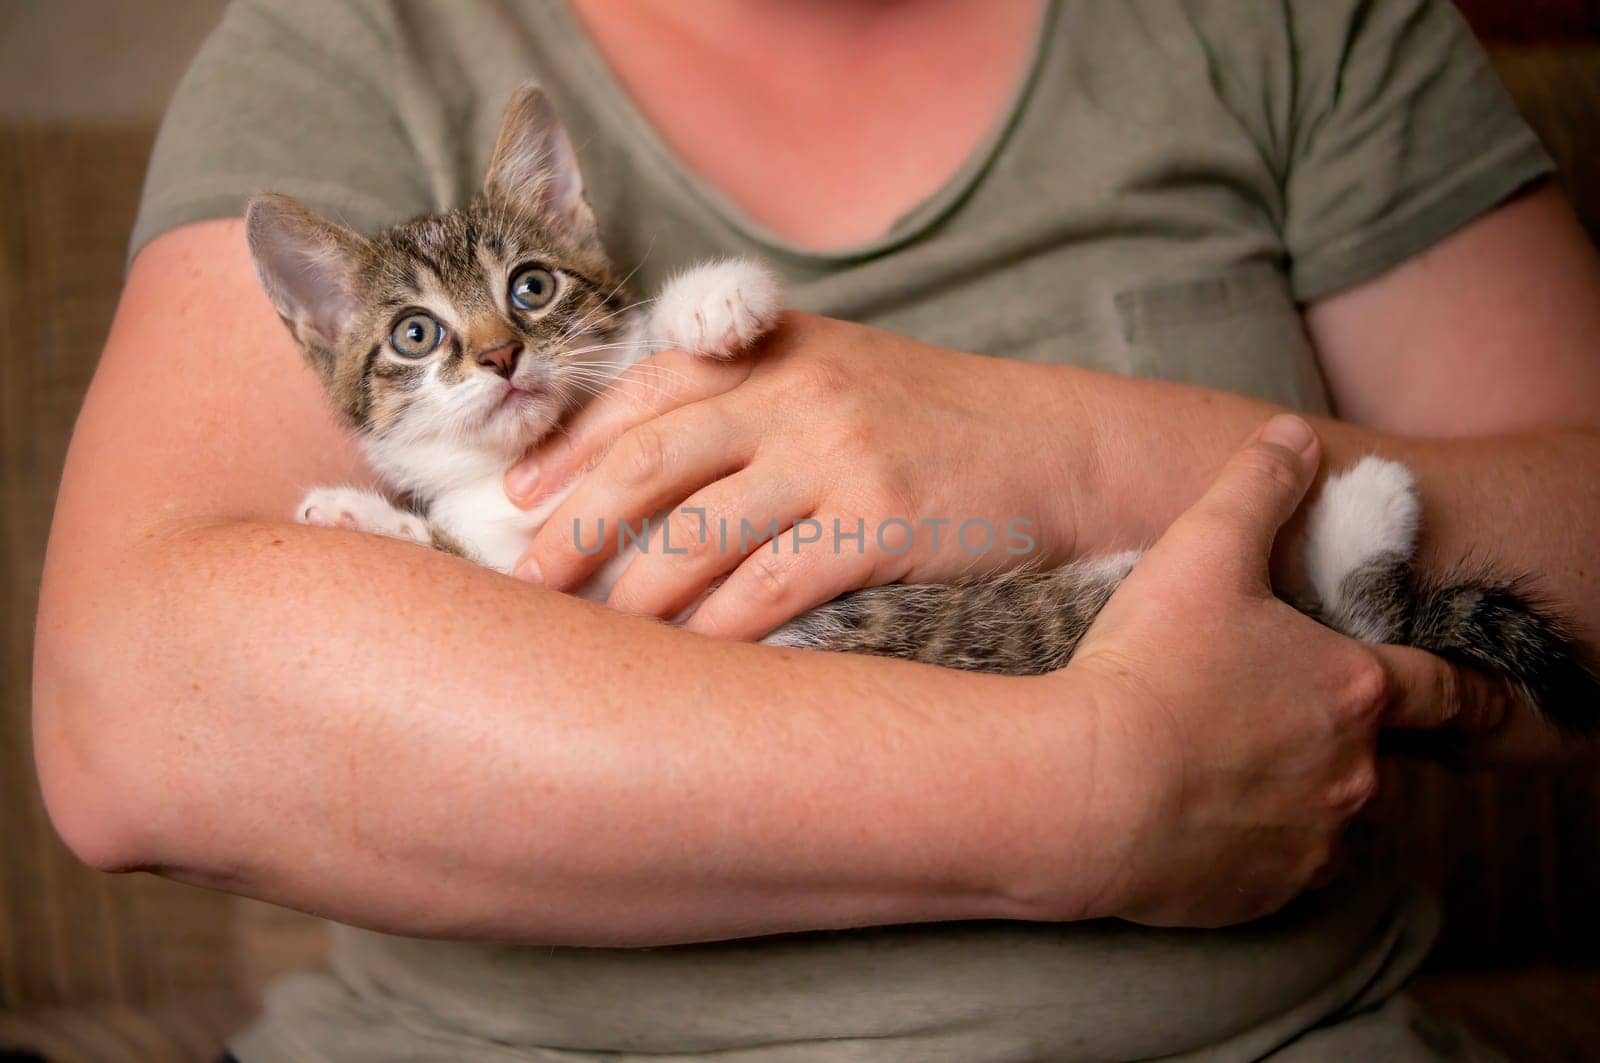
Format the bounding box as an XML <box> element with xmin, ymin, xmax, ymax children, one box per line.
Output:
<box><xmin>297</xmin><ymin>487</ymin><xmax>429</xmax><ymax>543</ymax></box>
<box><xmin>1304</xmin><ymin>456</ymin><xmax>1420</xmax><ymax>609</ymax></box>
<box><xmin>650</xmin><ymin>258</ymin><xmax>782</xmax><ymax>358</ymax></box>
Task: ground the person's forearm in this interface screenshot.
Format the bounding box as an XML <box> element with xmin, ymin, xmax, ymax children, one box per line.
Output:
<box><xmin>35</xmin><ymin>518</ymin><xmax>1101</xmax><ymax>947</ymax></box>
<box><xmin>1044</xmin><ymin>366</ymin><xmax>1600</xmax><ymax>644</ymax></box>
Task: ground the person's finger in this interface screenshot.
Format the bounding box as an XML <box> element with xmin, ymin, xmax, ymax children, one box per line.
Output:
<box><xmin>684</xmin><ymin>522</ymin><xmax>889</xmax><ymax>641</ymax></box>
<box><xmin>505</xmin><ymin>350</ymin><xmax>752</xmax><ymax>508</ymax></box>
<box><xmin>607</xmin><ymin>468</ymin><xmax>818</xmax><ymax>620</ymax></box>
<box><xmin>1370</xmin><ymin>643</ymin><xmax>1513</xmax><ymax>735</ymax></box>
<box><xmin>515</xmin><ymin>401</ymin><xmax>758</xmax><ymax>589</ymax></box>
<box><xmin>1156</xmin><ymin>414</ymin><xmax>1321</xmax><ymax>590</ymax></box>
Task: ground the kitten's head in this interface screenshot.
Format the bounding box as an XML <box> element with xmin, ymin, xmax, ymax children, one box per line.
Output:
<box><xmin>246</xmin><ymin>84</ymin><xmax>631</xmax><ymax>464</ymax></box>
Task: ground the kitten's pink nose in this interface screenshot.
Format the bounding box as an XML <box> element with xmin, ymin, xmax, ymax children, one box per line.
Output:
<box><xmin>476</xmin><ymin>341</ymin><xmax>523</xmax><ymax>379</ymax></box>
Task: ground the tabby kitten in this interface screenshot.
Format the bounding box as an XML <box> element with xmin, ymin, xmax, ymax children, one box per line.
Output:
<box><xmin>247</xmin><ymin>83</ymin><xmax>1598</xmax><ymax>734</ymax></box>
<box><xmin>247</xmin><ymin>86</ymin><xmax>780</xmax><ymax>585</ymax></box>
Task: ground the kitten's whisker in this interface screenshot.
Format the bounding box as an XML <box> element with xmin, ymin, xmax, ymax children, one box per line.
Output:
<box><xmin>561</xmin><ymin>381</ymin><xmax>613</xmax><ymax>401</ymax></box>
<box><xmin>614</xmin><ymin>380</ymin><xmax>690</xmax><ymax>403</ymax></box>
<box><xmin>560</xmin><ymin>297</ymin><xmax>658</xmax><ymax>345</ymax></box>
<box><xmin>563</xmin><ymin>363</ymin><xmax>698</xmax><ymax>395</ymax></box>
<box><xmin>559</xmin><ymin>331</ymin><xmax>669</xmax><ymax>355</ymax></box>
<box><xmin>555</xmin><ymin>362</ymin><xmax>677</xmax><ymax>386</ymax></box>
<box><xmin>618</xmin><ymin>362</ymin><xmax>699</xmax><ymax>387</ymax></box>
<box><xmin>599</xmin><ymin>237</ymin><xmax>655</xmax><ymax>309</ymax></box>
<box><xmin>558</xmin><ymin>248</ymin><xmax>654</xmax><ymax>341</ymax></box>
<box><xmin>562</xmin><ymin>340</ymin><xmax>672</xmax><ymax>360</ymax></box>
<box><xmin>564</xmin><ymin>348</ymin><xmax>689</xmax><ymax>370</ymax></box>
<box><xmin>564</xmin><ymin>371</ymin><xmax>681</xmax><ymax>399</ymax></box>
<box><xmin>557</xmin><ymin>254</ymin><xmax>656</xmax><ymax>343</ymax></box>
<box><xmin>557</xmin><ymin>367</ymin><xmax>688</xmax><ymax>405</ymax></box>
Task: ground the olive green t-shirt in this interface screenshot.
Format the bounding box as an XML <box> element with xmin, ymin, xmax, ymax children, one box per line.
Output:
<box><xmin>133</xmin><ymin>1</ymin><xmax>1547</xmax><ymax>1059</ymax></box>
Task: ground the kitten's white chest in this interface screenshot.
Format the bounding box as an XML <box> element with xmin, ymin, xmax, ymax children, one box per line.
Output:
<box><xmin>431</xmin><ymin>476</ymin><xmax>634</xmax><ymax>602</ymax></box>
<box><xmin>430</xmin><ymin>476</ymin><xmax>553</xmax><ymax>575</ymax></box>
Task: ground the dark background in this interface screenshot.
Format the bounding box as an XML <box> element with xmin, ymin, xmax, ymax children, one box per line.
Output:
<box><xmin>2</xmin><ymin>3</ymin><xmax>1599</xmax><ymax>1060</ymax></box>
<box><xmin>1456</xmin><ymin>0</ymin><xmax>1600</xmax><ymax>40</ymax></box>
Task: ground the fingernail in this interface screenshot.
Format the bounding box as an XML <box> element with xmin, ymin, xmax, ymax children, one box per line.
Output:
<box><xmin>515</xmin><ymin>557</ymin><xmax>542</xmax><ymax>584</ymax></box>
<box><xmin>1259</xmin><ymin>414</ymin><xmax>1316</xmax><ymax>457</ymax></box>
<box><xmin>505</xmin><ymin>461</ymin><xmax>539</xmax><ymax>502</ymax></box>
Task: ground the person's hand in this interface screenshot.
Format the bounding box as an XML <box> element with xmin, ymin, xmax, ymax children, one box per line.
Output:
<box><xmin>1042</xmin><ymin>415</ymin><xmax>1511</xmax><ymax>929</ymax></box>
<box><xmin>505</xmin><ymin>313</ymin><xmax>1081</xmax><ymax>638</ymax></box>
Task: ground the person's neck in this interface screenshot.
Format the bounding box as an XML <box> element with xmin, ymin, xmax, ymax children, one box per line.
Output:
<box><xmin>616</xmin><ymin>0</ymin><xmax>950</xmax><ymax>60</ymax></box>
<box><xmin>568</xmin><ymin>0</ymin><xmax>1046</xmax><ymax>250</ymax></box>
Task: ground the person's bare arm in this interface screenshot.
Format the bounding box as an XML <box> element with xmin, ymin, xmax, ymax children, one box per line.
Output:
<box><xmin>1081</xmin><ymin>187</ymin><xmax>1600</xmax><ymax>634</ymax></box>
<box><xmin>34</xmin><ymin>221</ymin><xmax>1107</xmax><ymax>946</ymax></box>
<box><xmin>37</xmin><ymin>222</ymin><xmax>1488</xmax><ymax>942</ymax></box>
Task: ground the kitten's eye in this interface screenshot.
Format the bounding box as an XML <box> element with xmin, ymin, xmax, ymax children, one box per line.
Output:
<box><xmin>509</xmin><ymin>266</ymin><xmax>558</xmax><ymax>311</ymax></box>
<box><xmin>390</xmin><ymin>313</ymin><xmax>444</xmax><ymax>358</ymax></box>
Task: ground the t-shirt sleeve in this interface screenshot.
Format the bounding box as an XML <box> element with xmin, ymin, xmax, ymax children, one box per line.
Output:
<box><xmin>1282</xmin><ymin>0</ymin><xmax>1554</xmax><ymax>301</ymax></box>
<box><xmin>129</xmin><ymin>0</ymin><xmax>431</xmax><ymax>260</ymax></box>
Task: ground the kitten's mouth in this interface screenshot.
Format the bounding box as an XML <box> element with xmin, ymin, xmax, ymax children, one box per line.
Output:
<box><xmin>483</xmin><ymin>380</ymin><xmax>551</xmax><ymax>424</ymax></box>
<box><xmin>500</xmin><ymin>378</ymin><xmax>549</xmax><ymax>402</ymax></box>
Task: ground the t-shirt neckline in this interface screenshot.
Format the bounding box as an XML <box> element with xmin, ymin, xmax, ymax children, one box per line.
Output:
<box><xmin>549</xmin><ymin>0</ymin><xmax>1061</xmax><ymax>266</ymax></box>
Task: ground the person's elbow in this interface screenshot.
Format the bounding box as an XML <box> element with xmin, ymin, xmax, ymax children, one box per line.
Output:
<box><xmin>32</xmin><ymin>568</ymin><xmax>175</xmax><ymax>874</ymax></box>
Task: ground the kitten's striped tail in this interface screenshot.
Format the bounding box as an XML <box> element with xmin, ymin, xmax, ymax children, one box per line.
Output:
<box><xmin>1310</xmin><ymin>458</ymin><xmax>1600</xmax><ymax>736</ymax></box>
<box><xmin>1402</xmin><ymin>574</ymin><xmax>1600</xmax><ymax>737</ymax></box>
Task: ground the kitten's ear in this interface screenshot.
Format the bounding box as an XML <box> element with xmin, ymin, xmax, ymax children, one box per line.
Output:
<box><xmin>483</xmin><ymin>83</ymin><xmax>599</xmax><ymax>248</ymax></box>
<box><xmin>245</xmin><ymin>194</ymin><xmax>368</xmax><ymax>353</ymax></box>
